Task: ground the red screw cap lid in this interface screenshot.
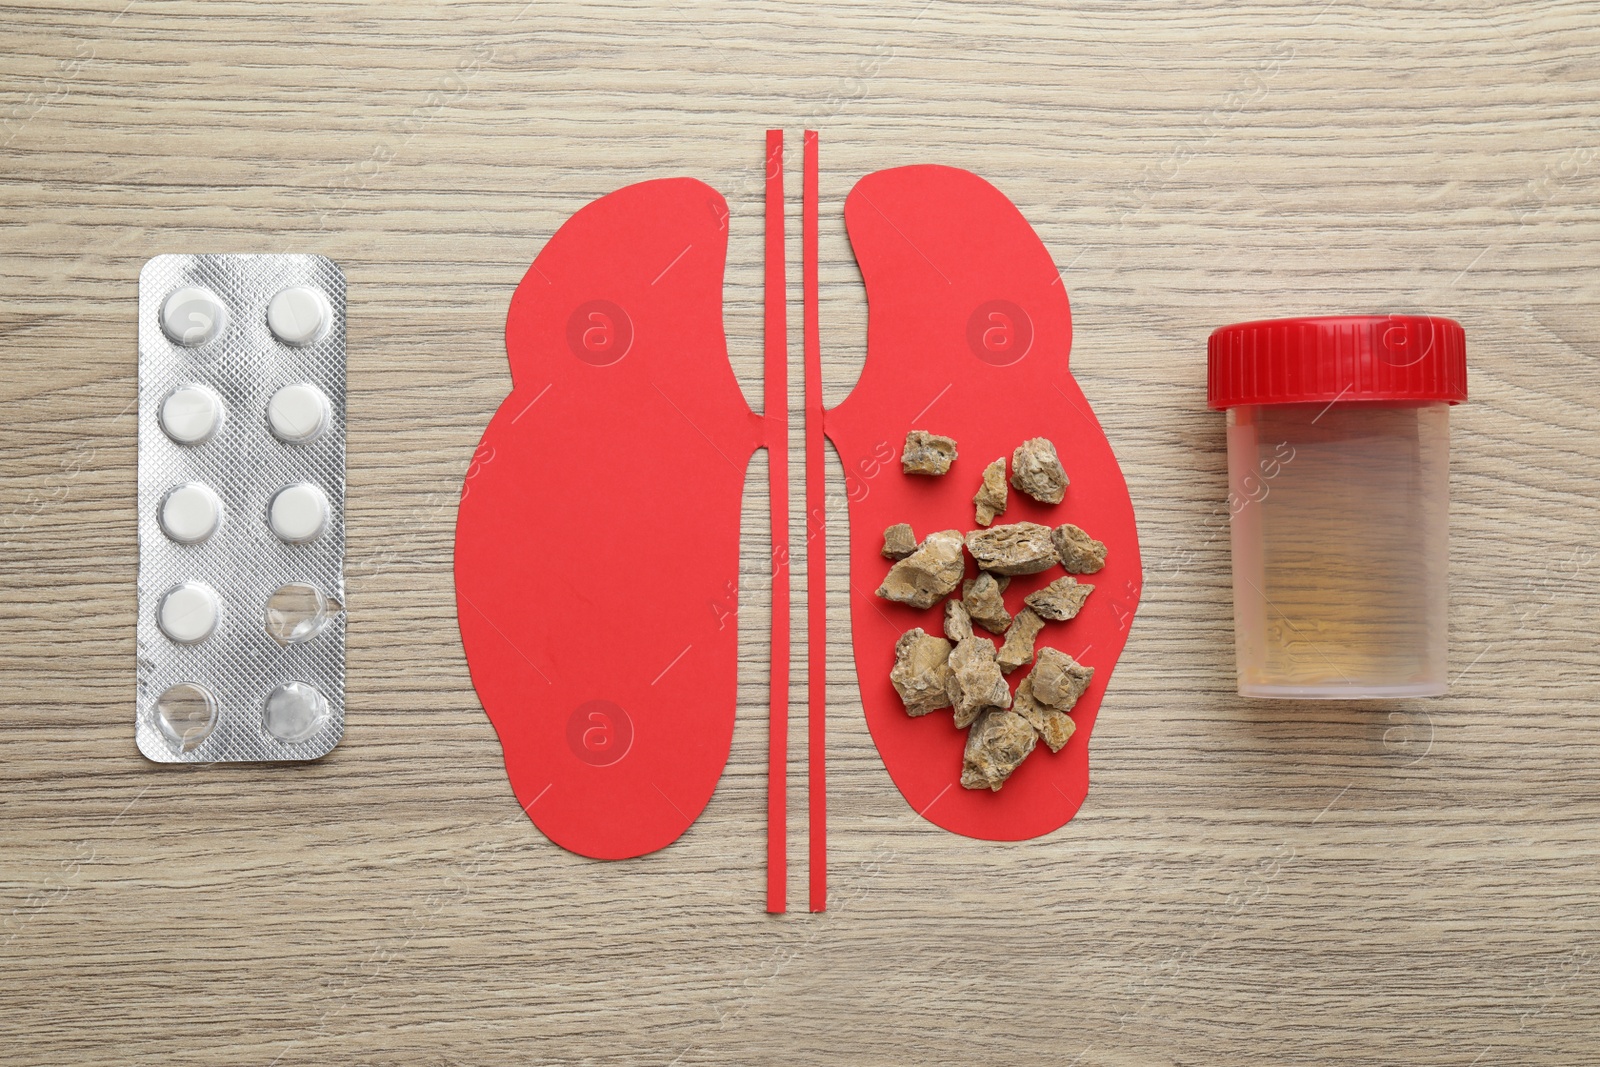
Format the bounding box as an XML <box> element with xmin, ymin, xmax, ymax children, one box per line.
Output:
<box><xmin>1208</xmin><ymin>314</ymin><xmax>1467</xmax><ymax>410</ymax></box>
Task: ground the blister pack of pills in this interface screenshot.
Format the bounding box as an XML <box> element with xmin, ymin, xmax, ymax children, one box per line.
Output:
<box><xmin>136</xmin><ymin>254</ymin><xmax>346</xmax><ymax>763</ymax></box>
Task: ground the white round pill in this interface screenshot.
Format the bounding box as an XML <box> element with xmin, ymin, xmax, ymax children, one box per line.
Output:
<box><xmin>158</xmin><ymin>582</ymin><xmax>219</xmax><ymax>644</ymax></box>
<box><xmin>160</xmin><ymin>482</ymin><xmax>223</xmax><ymax>543</ymax></box>
<box><xmin>263</xmin><ymin>681</ymin><xmax>330</xmax><ymax>742</ymax></box>
<box><xmin>269</xmin><ymin>482</ymin><xmax>329</xmax><ymax>543</ymax></box>
<box><xmin>267</xmin><ymin>383</ymin><xmax>330</xmax><ymax>443</ymax></box>
<box><xmin>159</xmin><ymin>384</ymin><xmax>224</xmax><ymax>445</ymax></box>
<box><xmin>267</xmin><ymin>286</ymin><xmax>331</xmax><ymax>346</ymax></box>
<box><xmin>161</xmin><ymin>286</ymin><xmax>228</xmax><ymax>347</ymax></box>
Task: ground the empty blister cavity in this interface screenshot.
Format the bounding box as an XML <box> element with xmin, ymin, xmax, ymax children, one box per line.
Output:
<box><xmin>267</xmin><ymin>286</ymin><xmax>331</xmax><ymax>346</ymax></box>
<box><xmin>158</xmin><ymin>581</ymin><xmax>219</xmax><ymax>644</ymax></box>
<box><xmin>268</xmin><ymin>383</ymin><xmax>330</xmax><ymax>443</ymax></box>
<box><xmin>160</xmin><ymin>384</ymin><xmax>224</xmax><ymax>445</ymax></box>
<box><xmin>155</xmin><ymin>682</ymin><xmax>218</xmax><ymax>752</ymax></box>
<box><xmin>265</xmin><ymin>582</ymin><xmax>339</xmax><ymax>645</ymax></box>
<box><xmin>161</xmin><ymin>286</ymin><xmax>228</xmax><ymax>347</ymax></box>
<box><xmin>160</xmin><ymin>482</ymin><xmax>222</xmax><ymax>543</ymax></box>
<box><xmin>263</xmin><ymin>681</ymin><xmax>330</xmax><ymax>742</ymax></box>
<box><xmin>269</xmin><ymin>482</ymin><xmax>329</xmax><ymax>542</ymax></box>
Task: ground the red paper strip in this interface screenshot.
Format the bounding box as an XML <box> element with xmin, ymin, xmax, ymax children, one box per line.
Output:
<box><xmin>825</xmin><ymin>165</ymin><xmax>1143</xmax><ymax>841</ymax></box>
<box><xmin>802</xmin><ymin>129</ymin><xmax>827</xmax><ymax>913</ymax></box>
<box><xmin>764</xmin><ymin>129</ymin><xmax>789</xmax><ymax>915</ymax></box>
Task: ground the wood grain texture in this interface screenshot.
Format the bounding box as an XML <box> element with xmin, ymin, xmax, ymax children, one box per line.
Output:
<box><xmin>3</xmin><ymin>2</ymin><xmax>1599</xmax><ymax>1064</ymax></box>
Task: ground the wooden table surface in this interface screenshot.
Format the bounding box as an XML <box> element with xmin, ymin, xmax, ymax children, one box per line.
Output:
<box><xmin>4</xmin><ymin>2</ymin><xmax>1599</xmax><ymax>1064</ymax></box>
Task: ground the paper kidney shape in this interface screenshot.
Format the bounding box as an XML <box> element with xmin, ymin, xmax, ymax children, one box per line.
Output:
<box><xmin>825</xmin><ymin>165</ymin><xmax>1143</xmax><ymax>840</ymax></box>
<box><xmin>454</xmin><ymin>177</ymin><xmax>762</xmax><ymax>860</ymax></box>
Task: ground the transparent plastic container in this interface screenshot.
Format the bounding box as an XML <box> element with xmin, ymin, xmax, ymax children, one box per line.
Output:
<box><xmin>1208</xmin><ymin>316</ymin><xmax>1467</xmax><ymax>699</ymax></box>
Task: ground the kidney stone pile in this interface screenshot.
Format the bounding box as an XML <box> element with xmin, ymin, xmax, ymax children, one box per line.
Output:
<box><xmin>880</xmin><ymin>431</ymin><xmax>1106</xmax><ymax>792</ymax></box>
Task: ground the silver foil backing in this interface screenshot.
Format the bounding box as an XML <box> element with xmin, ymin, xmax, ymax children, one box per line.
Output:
<box><xmin>136</xmin><ymin>254</ymin><xmax>346</xmax><ymax>763</ymax></box>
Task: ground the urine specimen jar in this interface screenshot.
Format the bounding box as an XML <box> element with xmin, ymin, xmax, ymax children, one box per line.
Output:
<box><xmin>1208</xmin><ymin>315</ymin><xmax>1467</xmax><ymax>698</ymax></box>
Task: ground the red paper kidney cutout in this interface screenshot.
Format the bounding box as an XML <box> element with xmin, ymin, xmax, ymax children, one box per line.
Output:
<box><xmin>825</xmin><ymin>165</ymin><xmax>1143</xmax><ymax>841</ymax></box>
<box><xmin>454</xmin><ymin>177</ymin><xmax>763</xmax><ymax>860</ymax></box>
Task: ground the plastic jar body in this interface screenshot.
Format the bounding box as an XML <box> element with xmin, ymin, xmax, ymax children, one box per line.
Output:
<box><xmin>1226</xmin><ymin>400</ymin><xmax>1450</xmax><ymax>698</ymax></box>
